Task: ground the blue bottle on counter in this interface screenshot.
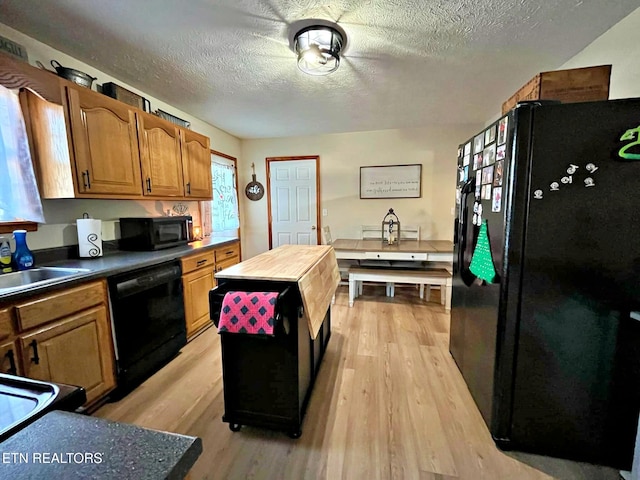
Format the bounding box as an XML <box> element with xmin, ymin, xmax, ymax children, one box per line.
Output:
<box><xmin>12</xmin><ymin>230</ymin><xmax>34</xmax><ymax>270</ymax></box>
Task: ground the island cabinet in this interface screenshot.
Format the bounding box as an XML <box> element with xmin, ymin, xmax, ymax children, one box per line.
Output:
<box><xmin>1</xmin><ymin>280</ymin><xmax>117</xmax><ymax>407</ymax></box>
<box><xmin>181</xmin><ymin>241</ymin><xmax>240</xmax><ymax>340</ymax></box>
<box><xmin>210</xmin><ymin>245</ymin><xmax>340</xmax><ymax>438</ymax></box>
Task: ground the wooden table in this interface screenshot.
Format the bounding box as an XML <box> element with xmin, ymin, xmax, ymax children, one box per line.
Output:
<box><xmin>331</xmin><ymin>239</ymin><xmax>454</xmax><ymax>307</ymax></box>
<box><xmin>331</xmin><ymin>239</ymin><xmax>454</xmax><ymax>263</ymax></box>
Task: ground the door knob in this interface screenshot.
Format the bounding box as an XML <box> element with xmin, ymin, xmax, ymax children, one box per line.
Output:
<box><xmin>311</xmin><ymin>226</ymin><xmax>316</xmax><ymax>230</ymax></box>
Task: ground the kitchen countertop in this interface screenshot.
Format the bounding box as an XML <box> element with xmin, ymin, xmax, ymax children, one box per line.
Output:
<box><xmin>0</xmin><ymin>411</ymin><xmax>202</xmax><ymax>479</ymax></box>
<box><xmin>0</xmin><ymin>236</ymin><xmax>239</xmax><ymax>303</ymax></box>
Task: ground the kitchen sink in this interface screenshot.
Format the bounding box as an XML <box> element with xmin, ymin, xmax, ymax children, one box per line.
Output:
<box><xmin>0</xmin><ymin>267</ymin><xmax>91</xmax><ymax>294</ymax></box>
<box><xmin>0</xmin><ymin>374</ymin><xmax>58</xmax><ymax>442</ymax></box>
<box><xmin>0</xmin><ymin>374</ymin><xmax>87</xmax><ymax>442</ymax></box>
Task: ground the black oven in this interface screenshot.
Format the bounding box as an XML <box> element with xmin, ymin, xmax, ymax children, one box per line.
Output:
<box><xmin>119</xmin><ymin>216</ymin><xmax>193</xmax><ymax>251</ymax></box>
<box><xmin>107</xmin><ymin>261</ymin><xmax>186</xmax><ymax>396</ymax></box>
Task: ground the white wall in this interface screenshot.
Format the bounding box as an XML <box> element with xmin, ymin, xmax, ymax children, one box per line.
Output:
<box><xmin>240</xmin><ymin>125</ymin><xmax>480</xmax><ymax>259</ymax></box>
<box><xmin>560</xmin><ymin>6</ymin><xmax>640</xmax><ymax>99</ymax></box>
<box><xmin>0</xmin><ymin>23</ymin><xmax>241</xmax><ymax>250</ymax></box>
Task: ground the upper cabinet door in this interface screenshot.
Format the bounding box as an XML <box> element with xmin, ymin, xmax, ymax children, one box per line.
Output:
<box><xmin>137</xmin><ymin>113</ymin><xmax>184</xmax><ymax>197</ymax></box>
<box><xmin>181</xmin><ymin>129</ymin><xmax>212</xmax><ymax>199</ymax></box>
<box><xmin>66</xmin><ymin>87</ymin><xmax>142</xmax><ymax>195</ymax></box>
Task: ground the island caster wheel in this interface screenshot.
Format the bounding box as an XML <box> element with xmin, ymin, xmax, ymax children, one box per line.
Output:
<box><xmin>229</xmin><ymin>423</ymin><xmax>241</xmax><ymax>432</ymax></box>
<box><xmin>287</xmin><ymin>429</ymin><xmax>302</xmax><ymax>439</ymax></box>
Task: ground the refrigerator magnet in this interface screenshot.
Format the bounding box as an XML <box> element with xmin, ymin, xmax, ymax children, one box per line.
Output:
<box><xmin>463</xmin><ymin>154</ymin><xmax>470</xmax><ymax>166</ymax></box>
<box><xmin>475</xmin><ymin>183</ymin><xmax>482</xmax><ymax>198</ymax></box>
<box><xmin>474</xmin><ymin>133</ymin><xmax>484</xmax><ymax>153</ymax></box>
<box><xmin>463</xmin><ymin>166</ymin><xmax>469</xmax><ymax>181</ymax></box>
<box><xmin>483</xmin><ymin>144</ymin><xmax>496</xmax><ymax>166</ymax></box>
<box><xmin>485</xmin><ymin>126</ymin><xmax>496</xmax><ymax>145</ymax></box>
<box><xmin>497</xmin><ymin>116</ymin><xmax>508</xmax><ymax>145</ymax></box>
<box><xmin>481</xmin><ymin>184</ymin><xmax>492</xmax><ymax>200</ymax></box>
<box><xmin>476</xmin><ymin>169</ymin><xmax>482</xmax><ymax>186</ymax></box>
<box><xmin>492</xmin><ymin>187</ymin><xmax>502</xmax><ymax>212</ymax></box>
<box><xmin>493</xmin><ymin>161</ymin><xmax>503</xmax><ymax>186</ymax></box>
<box><xmin>496</xmin><ymin>144</ymin><xmax>506</xmax><ymax>161</ymax></box>
<box><xmin>464</xmin><ymin>142</ymin><xmax>472</xmax><ymax>156</ymax></box>
<box><xmin>482</xmin><ymin>165</ymin><xmax>494</xmax><ymax>185</ymax></box>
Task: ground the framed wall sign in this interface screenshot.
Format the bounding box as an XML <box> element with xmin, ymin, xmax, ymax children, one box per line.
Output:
<box><xmin>360</xmin><ymin>164</ymin><xmax>422</xmax><ymax>199</ymax></box>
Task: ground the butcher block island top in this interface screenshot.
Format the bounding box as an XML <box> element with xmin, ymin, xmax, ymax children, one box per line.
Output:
<box><xmin>215</xmin><ymin>245</ymin><xmax>340</xmax><ymax>339</ymax></box>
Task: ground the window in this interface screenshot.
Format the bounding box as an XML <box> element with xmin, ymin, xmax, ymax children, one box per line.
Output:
<box><xmin>200</xmin><ymin>151</ymin><xmax>239</xmax><ymax>237</ymax></box>
<box><xmin>0</xmin><ymin>85</ymin><xmax>44</xmax><ymax>227</ymax></box>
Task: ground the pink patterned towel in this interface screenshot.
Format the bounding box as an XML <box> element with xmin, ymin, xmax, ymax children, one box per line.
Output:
<box><xmin>218</xmin><ymin>291</ymin><xmax>278</xmax><ymax>335</ymax></box>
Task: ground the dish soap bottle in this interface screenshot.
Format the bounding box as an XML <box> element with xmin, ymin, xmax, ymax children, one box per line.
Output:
<box><xmin>0</xmin><ymin>236</ymin><xmax>12</xmax><ymax>273</ymax></box>
<box><xmin>12</xmin><ymin>230</ymin><xmax>34</xmax><ymax>271</ymax></box>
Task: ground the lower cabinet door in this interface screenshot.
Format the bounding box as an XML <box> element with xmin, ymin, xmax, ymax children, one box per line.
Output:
<box><xmin>0</xmin><ymin>340</ymin><xmax>21</xmax><ymax>375</ymax></box>
<box><xmin>182</xmin><ymin>265</ymin><xmax>216</xmax><ymax>339</ymax></box>
<box><xmin>19</xmin><ymin>305</ymin><xmax>116</xmax><ymax>405</ymax></box>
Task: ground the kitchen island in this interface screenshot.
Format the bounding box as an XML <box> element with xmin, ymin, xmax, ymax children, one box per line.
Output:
<box><xmin>210</xmin><ymin>245</ymin><xmax>340</xmax><ymax>438</ymax></box>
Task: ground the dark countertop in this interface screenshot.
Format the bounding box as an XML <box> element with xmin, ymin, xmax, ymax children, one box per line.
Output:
<box><xmin>0</xmin><ymin>411</ymin><xmax>202</xmax><ymax>479</ymax></box>
<box><xmin>0</xmin><ymin>236</ymin><xmax>239</xmax><ymax>303</ymax></box>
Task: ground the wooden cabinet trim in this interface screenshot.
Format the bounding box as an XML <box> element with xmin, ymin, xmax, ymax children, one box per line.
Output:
<box><xmin>0</xmin><ymin>309</ymin><xmax>14</xmax><ymax>341</ymax></box>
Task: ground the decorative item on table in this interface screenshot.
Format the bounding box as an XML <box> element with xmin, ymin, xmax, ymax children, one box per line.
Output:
<box><xmin>153</xmin><ymin>109</ymin><xmax>191</xmax><ymax>128</ymax></box>
<box><xmin>193</xmin><ymin>225</ymin><xmax>203</xmax><ymax>241</ymax></box>
<box><xmin>381</xmin><ymin>208</ymin><xmax>401</xmax><ymax>245</ymax></box>
<box><xmin>12</xmin><ymin>230</ymin><xmax>34</xmax><ymax>270</ymax></box>
<box><xmin>76</xmin><ymin>213</ymin><xmax>103</xmax><ymax>258</ymax></box>
<box><xmin>245</xmin><ymin>163</ymin><xmax>265</xmax><ymax>201</ymax></box>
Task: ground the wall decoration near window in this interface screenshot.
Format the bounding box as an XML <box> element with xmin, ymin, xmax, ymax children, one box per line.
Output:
<box><xmin>360</xmin><ymin>164</ymin><xmax>422</xmax><ymax>199</ymax></box>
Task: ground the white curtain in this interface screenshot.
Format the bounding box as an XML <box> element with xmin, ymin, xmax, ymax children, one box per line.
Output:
<box><xmin>0</xmin><ymin>85</ymin><xmax>44</xmax><ymax>223</ymax></box>
<box><xmin>211</xmin><ymin>161</ymin><xmax>239</xmax><ymax>231</ymax></box>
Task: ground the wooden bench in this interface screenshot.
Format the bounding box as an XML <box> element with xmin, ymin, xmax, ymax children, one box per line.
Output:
<box><xmin>348</xmin><ymin>267</ymin><xmax>452</xmax><ymax>310</ymax></box>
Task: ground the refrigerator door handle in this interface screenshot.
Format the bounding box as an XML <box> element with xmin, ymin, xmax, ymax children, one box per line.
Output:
<box><xmin>457</xmin><ymin>178</ymin><xmax>477</xmax><ymax>285</ymax></box>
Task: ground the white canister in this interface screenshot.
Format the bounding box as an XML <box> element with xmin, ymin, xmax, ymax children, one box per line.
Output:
<box><xmin>77</xmin><ymin>217</ymin><xmax>103</xmax><ymax>258</ymax></box>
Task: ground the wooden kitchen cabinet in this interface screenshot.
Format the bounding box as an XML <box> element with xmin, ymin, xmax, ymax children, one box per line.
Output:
<box><xmin>8</xmin><ymin>279</ymin><xmax>116</xmax><ymax>408</ymax></box>
<box><xmin>66</xmin><ymin>86</ymin><xmax>143</xmax><ymax>196</ymax></box>
<box><xmin>19</xmin><ymin>305</ymin><xmax>115</xmax><ymax>406</ymax></box>
<box><xmin>181</xmin><ymin>129</ymin><xmax>212</xmax><ymax>199</ymax></box>
<box><xmin>181</xmin><ymin>251</ymin><xmax>215</xmax><ymax>340</ymax></box>
<box><xmin>0</xmin><ymin>308</ymin><xmax>20</xmax><ymax>375</ymax></box>
<box><xmin>137</xmin><ymin>112</ymin><xmax>185</xmax><ymax>197</ymax></box>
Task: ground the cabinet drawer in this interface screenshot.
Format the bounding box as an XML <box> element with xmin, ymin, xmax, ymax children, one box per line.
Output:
<box><xmin>0</xmin><ymin>309</ymin><xmax>13</xmax><ymax>341</ymax></box>
<box><xmin>181</xmin><ymin>251</ymin><xmax>215</xmax><ymax>274</ymax></box>
<box><xmin>215</xmin><ymin>256</ymin><xmax>240</xmax><ymax>274</ymax></box>
<box><xmin>214</xmin><ymin>242</ymin><xmax>240</xmax><ymax>263</ymax></box>
<box><xmin>364</xmin><ymin>251</ymin><xmax>428</xmax><ymax>261</ymax></box>
<box><xmin>14</xmin><ymin>280</ymin><xmax>106</xmax><ymax>332</ymax></box>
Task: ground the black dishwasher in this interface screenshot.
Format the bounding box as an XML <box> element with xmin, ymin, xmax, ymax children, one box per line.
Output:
<box><xmin>108</xmin><ymin>261</ymin><xmax>186</xmax><ymax>396</ymax></box>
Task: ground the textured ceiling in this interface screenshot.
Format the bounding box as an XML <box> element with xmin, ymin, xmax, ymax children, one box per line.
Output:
<box><xmin>2</xmin><ymin>0</ymin><xmax>639</xmax><ymax>139</ymax></box>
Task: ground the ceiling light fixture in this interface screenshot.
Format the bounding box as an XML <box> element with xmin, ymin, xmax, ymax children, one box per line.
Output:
<box><xmin>294</xmin><ymin>25</ymin><xmax>345</xmax><ymax>76</ymax></box>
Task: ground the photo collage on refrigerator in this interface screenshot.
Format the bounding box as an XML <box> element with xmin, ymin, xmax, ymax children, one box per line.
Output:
<box><xmin>457</xmin><ymin>115</ymin><xmax>508</xmax><ymax>228</ymax></box>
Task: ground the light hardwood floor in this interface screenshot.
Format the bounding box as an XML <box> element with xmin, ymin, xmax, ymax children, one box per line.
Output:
<box><xmin>95</xmin><ymin>286</ymin><xmax>620</xmax><ymax>480</ymax></box>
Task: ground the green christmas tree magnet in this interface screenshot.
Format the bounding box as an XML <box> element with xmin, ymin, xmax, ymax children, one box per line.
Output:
<box><xmin>469</xmin><ymin>220</ymin><xmax>497</xmax><ymax>283</ymax></box>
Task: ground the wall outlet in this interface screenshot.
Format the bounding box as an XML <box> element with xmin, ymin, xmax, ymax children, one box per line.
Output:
<box><xmin>451</xmin><ymin>207</ymin><xmax>455</xmax><ymax>215</ymax></box>
<box><xmin>322</xmin><ymin>209</ymin><xmax>328</xmax><ymax>216</ymax></box>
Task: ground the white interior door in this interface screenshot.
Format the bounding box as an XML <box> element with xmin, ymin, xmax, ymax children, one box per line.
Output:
<box><xmin>269</xmin><ymin>159</ymin><xmax>318</xmax><ymax>247</ymax></box>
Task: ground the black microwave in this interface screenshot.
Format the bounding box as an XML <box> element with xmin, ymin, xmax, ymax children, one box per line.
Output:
<box><xmin>119</xmin><ymin>216</ymin><xmax>193</xmax><ymax>251</ymax></box>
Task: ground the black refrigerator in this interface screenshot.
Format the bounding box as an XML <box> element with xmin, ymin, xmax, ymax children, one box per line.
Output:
<box><xmin>451</xmin><ymin>98</ymin><xmax>640</xmax><ymax>469</ymax></box>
